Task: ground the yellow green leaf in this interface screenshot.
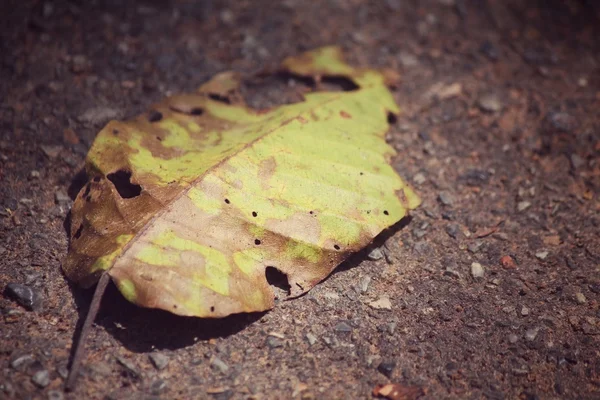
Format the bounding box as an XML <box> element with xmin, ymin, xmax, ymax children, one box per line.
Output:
<box><xmin>64</xmin><ymin>46</ymin><xmax>420</xmax><ymax>317</ymax></box>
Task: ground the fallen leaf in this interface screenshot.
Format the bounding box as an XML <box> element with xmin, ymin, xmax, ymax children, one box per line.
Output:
<box><xmin>373</xmin><ymin>383</ymin><xmax>424</xmax><ymax>400</ymax></box>
<box><xmin>64</xmin><ymin>46</ymin><xmax>420</xmax><ymax>318</ymax></box>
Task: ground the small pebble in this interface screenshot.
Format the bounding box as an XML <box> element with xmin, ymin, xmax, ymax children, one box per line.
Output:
<box><xmin>470</xmin><ymin>262</ymin><xmax>485</xmax><ymax>278</ymax></box>
<box><xmin>149</xmin><ymin>353</ymin><xmax>169</xmax><ymax>370</ymax></box>
<box><xmin>438</xmin><ymin>192</ymin><xmax>454</xmax><ymax>206</ymax></box>
<box><xmin>508</xmin><ymin>334</ymin><xmax>519</xmax><ymax>344</ymax></box>
<box><xmin>445</xmin><ymin>223</ymin><xmax>461</xmax><ymax>239</ymax></box>
<box><xmin>305</xmin><ymin>332</ymin><xmax>318</xmax><ymax>346</ymax></box>
<box><xmin>521</xmin><ymin>306</ymin><xmax>530</xmax><ymax>316</ymax></box>
<box><xmin>367</xmin><ymin>248</ymin><xmax>384</xmax><ymax>261</ymax></box>
<box><xmin>517</xmin><ymin>201</ymin><xmax>531</xmax><ymax>212</ymax></box>
<box><xmin>525</xmin><ymin>327</ymin><xmax>539</xmax><ymax>341</ymax></box>
<box><xmin>575</xmin><ymin>292</ymin><xmax>586</xmax><ymax>304</ymax></box>
<box><xmin>334</xmin><ymin>321</ymin><xmax>353</xmax><ymax>333</ymax></box>
<box><xmin>358</xmin><ymin>275</ymin><xmax>371</xmax><ymax>293</ymax></box>
<box><xmin>478</xmin><ymin>93</ymin><xmax>503</xmax><ymax>112</ymax></box>
<box><xmin>413</xmin><ymin>172</ymin><xmax>426</xmax><ymax>184</ymax></box>
<box><xmin>535</xmin><ymin>251</ymin><xmax>549</xmax><ymax>260</ymax></box>
<box><xmin>48</xmin><ymin>390</ymin><xmax>64</xmax><ymax>400</ymax></box>
<box><xmin>32</xmin><ymin>370</ymin><xmax>50</xmax><ymax>388</ymax></box>
<box><xmin>467</xmin><ymin>240</ymin><xmax>483</xmax><ymax>253</ymax></box>
<box><xmin>116</xmin><ymin>356</ymin><xmax>140</xmax><ymax>378</ymax></box>
<box><xmin>10</xmin><ymin>354</ymin><xmax>34</xmax><ymax>370</ymax></box>
<box><xmin>570</xmin><ymin>154</ymin><xmax>585</xmax><ymax>169</ymax></box>
<box><xmin>210</xmin><ymin>357</ymin><xmax>229</xmax><ymax>374</ymax></box>
<box><xmin>266</xmin><ymin>336</ymin><xmax>284</xmax><ymax>348</ymax></box>
<box><xmin>377</xmin><ymin>361</ymin><xmax>396</xmax><ymax>378</ymax></box>
<box><xmin>4</xmin><ymin>283</ymin><xmax>43</xmax><ymax>311</ymax></box>
<box><xmin>54</xmin><ymin>190</ymin><xmax>70</xmax><ymax>205</ymax></box>
<box><xmin>368</xmin><ymin>296</ymin><xmax>392</xmax><ymax>310</ymax></box>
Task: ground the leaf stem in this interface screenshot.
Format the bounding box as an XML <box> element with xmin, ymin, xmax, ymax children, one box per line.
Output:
<box><xmin>65</xmin><ymin>272</ymin><xmax>110</xmax><ymax>391</ymax></box>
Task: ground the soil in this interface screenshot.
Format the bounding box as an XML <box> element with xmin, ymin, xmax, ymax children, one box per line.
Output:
<box><xmin>1</xmin><ymin>0</ymin><xmax>600</xmax><ymax>399</ymax></box>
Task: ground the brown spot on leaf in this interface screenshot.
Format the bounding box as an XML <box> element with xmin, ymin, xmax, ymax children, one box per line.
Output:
<box><xmin>340</xmin><ymin>110</ymin><xmax>352</xmax><ymax>119</ymax></box>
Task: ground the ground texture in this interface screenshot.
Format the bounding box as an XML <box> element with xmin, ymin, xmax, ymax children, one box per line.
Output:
<box><xmin>1</xmin><ymin>0</ymin><xmax>599</xmax><ymax>399</ymax></box>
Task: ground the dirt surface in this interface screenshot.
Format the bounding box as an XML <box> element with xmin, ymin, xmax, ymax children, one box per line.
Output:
<box><xmin>1</xmin><ymin>0</ymin><xmax>600</xmax><ymax>399</ymax></box>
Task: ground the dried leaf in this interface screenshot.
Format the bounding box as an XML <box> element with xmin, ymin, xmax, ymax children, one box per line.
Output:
<box><xmin>64</xmin><ymin>46</ymin><xmax>420</xmax><ymax>317</ymax></box>
<box><xmin>373</xmin><ymin>383</ymin><xmax>424</xmax><ymax>400</ymax></box>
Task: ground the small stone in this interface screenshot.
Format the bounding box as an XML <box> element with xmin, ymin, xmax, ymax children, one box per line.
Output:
<box><xmin>478</xmin><ymin>93</ymin><xmax>503</xmax><ymax>112</ymax></box>
<box><xmin>32</xmin><ymin>370</ymin><xmax>50</xmax><ymax>388</ymax></box>
<box><xmin>574</xmin><ymin>292</ymin><xmax>586</xmax><ymax>304</ymax></box>
<box><xmin>570</xmin><ymin>154</ymin><xmax>585</xmax><ymax>169</ymax></box>
<box><xmin>445</xmin><ymin>223</ymin><xmax>461</xmax><ymax>239</ymax></box>
<box><xmin>149</xmin><ymin>353</ymin><xmax>169</xmax><ymax>370</ymax></box>
<box><xmin>443</xmin><ymin>269</ymin><xmax>461</xmax><ymax>279</ymax></box>
<box><xmin>78</xmin><ymin>107</ymin><xmax>120</xmax><ymax>125</ymax></box>
<box><xmin>525</xmin><ymin>327</ymin><xmax>539</xmax><ymax>341</ymax></box>
<box><xmin>266</xmin><ymin>336</ymin><xmax>284</xmax><ymax>348</ymax></box>
<box><xmin>358</xmin><ymin>275</ymin><xmax>371</xmax><ymax>293</ymax></box>
<box><xmin>71</xmin><ymin>54</ymin><xmax>90</xmax><ymax>73</ymax></box>
<box><xmin>521</xmin><ymin>306</ymin><xmax>530</xmax><ymax>316</ymax></box>
<box><xmin>10</xmin><ymin>354</ymin><xmax>34</xmax><ymax>371</ymax></box>
<box><xmin>535</xmin><ymin>251</ymin><xmax>549</xmax><ymax>260</ymax></box>
<box><xmin>54</xmin><ymin>190</ymin><xmax>70</xmax><ymax>205</ymax></box>
<box><xmin>210</xmin><ymin>357</ymin><xmax>229</xmax><ymax>374</ymax></box>
<box><xmin>116</xmin><ymin>356</ymin><xmax>140</xmax><ymax>378</ymax></box>
<box><xmin>517</xmin><ymin>201</ymin><xmax>531</xmax><ymax>212</ymax></box>
<box><xmin>468</xmin><ymin>241</ymin><xmax>483</xmax><ymax>253</ymax></box>
<box><xmin>413</xmin><ymin>172</ymin><xmax>426</xmax><ymax>184</ymax></box>
<box><xmin>398</xmin><ymin>52</ymin><xmax>418</xmax><ymax>67</ymax></box>
<box><xmin>322</xmin><ymin>291</ymin><xmax>340</xmax><ymax>301</ymax></box>
<box><xmin>377</xmin><ymin>361</ymin><xmax>396</xmax><ymax>378</ymax></box>
<box><xmin>40</xmin><ymin>145</ymin><xmax>63</xmax><ymax>159</ymax></box>
<box><xmin>508</xmin><ymin>334</ymin><xmax>519</xmax><ymax>344</ymax></box>
<box><xmin>500</xmin><ymin>255</ymin><xmax>516</xmax><ymax>269</ymax></box>
<box><xmin>48</xmin><ymin>390</ymin><xmax>64</xmax><ymax>400</ymax></box>
<box><xmin>438</xmin><ymin>192</ymin><xmax>454</xmax><ymax>206</ymax></box>
<box><xmin>470</xmin><ymin>262</ymin><xmax>484</xmax><ymax>278</ymax></box>
<box><xmin>29</xmin><ymin>170</ymin><xmax>40</xmax><ymax>179</ymax></box>
<box><xmin>334</xmin><ymin>321</ymin><xmax>352</xmax><ymax>333</ymax></box>
<box><xmin>4</xmin><ymin>283</ymin><xmax>43</xmax><ymax>311</ymax></box>
<box><xmin>367</xmin><ymin>248</ymin><xmax>384</xmax><ymax>261</ymax></box>
<box><xmin>368</xmin><ymin>296</ymin><xmax>392</xmax><ymax>310</ymax></box>
<box><xmin>150</xmin><ymin>379</ymin><xmax>168</xmax><ymax>394</ymax></box>
<box><xmin>305</xmin><ymin>332</ymin><xmax>318</xmax><ymax>346</ymax></box>
<box><xmin>57</xmin><ymin>365</ymin><xmax>69</xmax><ymax>379</ymax></box>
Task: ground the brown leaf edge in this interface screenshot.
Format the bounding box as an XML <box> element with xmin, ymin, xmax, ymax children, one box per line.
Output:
<box><xmin>373</xmin><ymin>383</ymin><xmax>425</xmax><ymax>400</ymax></box>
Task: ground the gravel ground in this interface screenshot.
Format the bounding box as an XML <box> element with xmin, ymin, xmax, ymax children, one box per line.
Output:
<box><xmin>1</xmin><ymin>0</ymin><xmax>599</xmax><ymax>399</ymax></box>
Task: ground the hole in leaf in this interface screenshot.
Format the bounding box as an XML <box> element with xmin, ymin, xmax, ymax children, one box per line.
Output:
<box><xmin>107</xmin><ymin>170</ymin><xmax>142</xmax><ymax>199</ymax></box>
<box><xmin>387</xmin><ymin>112</ymin><xmax>398</xmax><ymax>124</ymax></box>
<box><xmin>156</xmin><ymin>136</ymin><xmax>162</xmax><ymax>141</ymax></box>
<box><xmin>254</xmin><ymin>239</ymin><xmax>261</xmax><ymax>245</ymax></box>
<box><xmin>265</xmin><ymin>266</ymin><xmax>291</xmax><ymax>296</ymax></box>
<box><xmin>208</xmin><ymin>93</ymin><xmax>231</xmax><ymax>104</ymax></box>
<box><xmin>74</xmin><ymin>224</ymin><xmax>83</xmax><ymax>239</ymax></box>
<box><xmin>334</xmin><ymin>244</ymin><xmax>340</xmax><ymax>250</ymax></box>
<box><xmin>210</xmin><ymin>306</ymin><xmax>215</xmax><ymax>312</ymax></box>
<box><xmin>148</xmin><ymin>110</ymin><xmax>163</xmax><ymax>122</ymax></box>
<box><xmin>113</xmin><ymin>129</ymin><xmax>119</xmax><ymax>135</ymax></box>
<box><xmin>309</xmin><ymin>211</ymin><xmax>314</xmax><ymax>215</ymax></box>
<box><xmin>252</xmin><ymin>211</ymin><xmax>257</xmax><ymax>217</ymax></box>
<box><xmin>321</xmin><ymin>76</ymin><xmax>359</xmax><ymax>92</ymax></box>
<box><xmin>224</xmin><ymin>198</ymin><xmax>230</xmax><ymax>204</ymax></box>
<box><xmin>383</xmin><ymin>210</ymin><xmax>389</xmax><ymax>215</ymax></box>
<box><xmin>360</xmin><ymin>172</ymin><xmax>364</xmax><ymax>176</ymax></box>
